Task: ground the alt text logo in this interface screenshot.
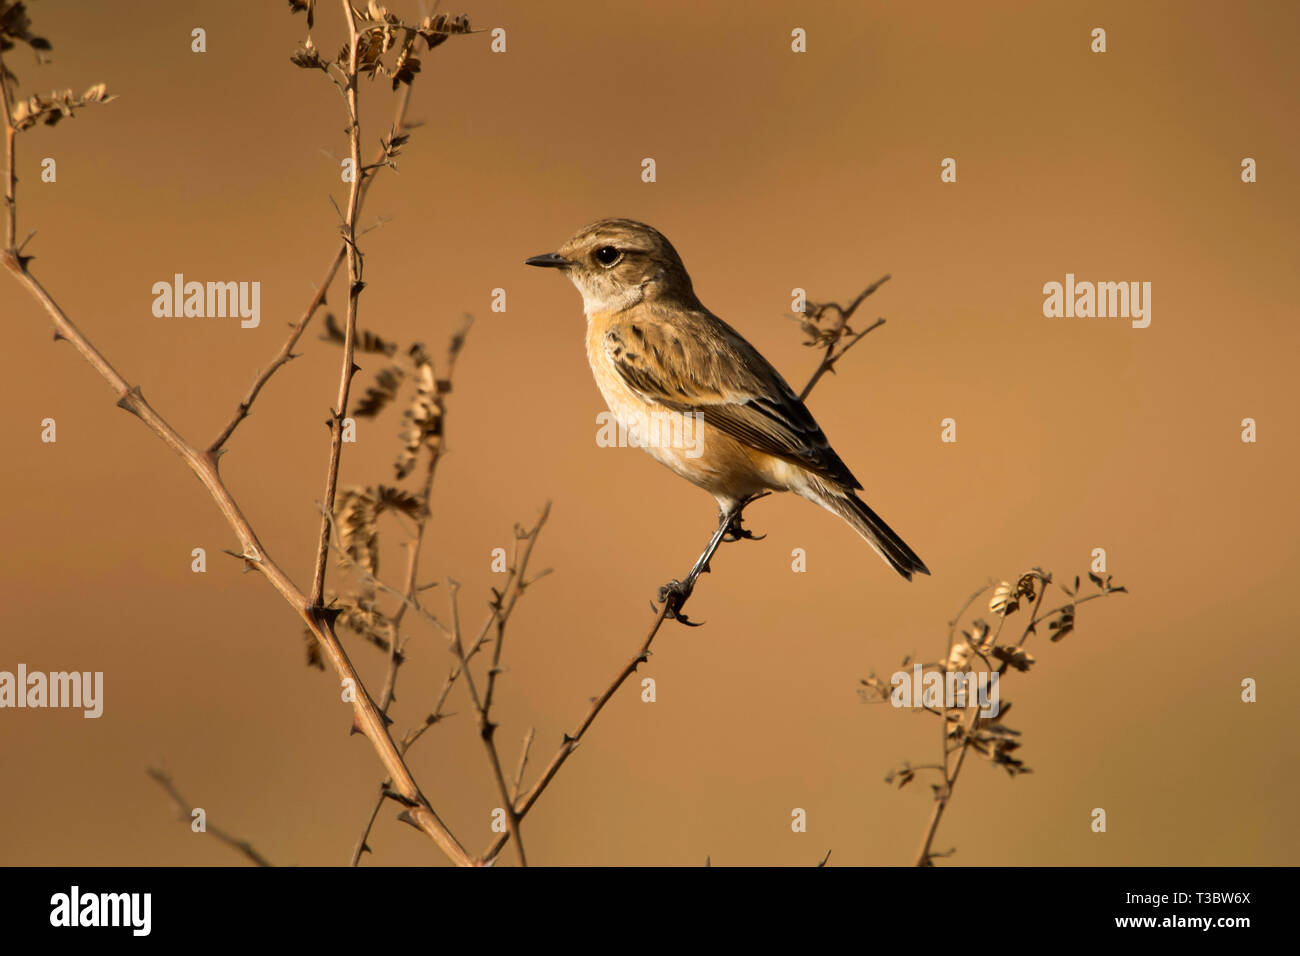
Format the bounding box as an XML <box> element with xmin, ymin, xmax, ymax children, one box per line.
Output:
<box><xmin>151</xmin><ymin>273</ymin><xmax>260</xmax><ymax>328</ymax></box>
<box><xmin>50</xmin><ymin>886</ymin><xmax>150</xmax><ymax>936</ymax></box>
<box><xmin>595</xmin><ymin>409</ymin><xmax>705</xmax><ymax>459</ymax></box>
<box><xmin>890</xmin><ymin>663</ymin><xmax>1000</xmax><ymax>719</ymax></box>
<box><xmin>1042</xmin><ymin>273</ymin><xmax>1151</xmax><ymax>328</ymax></box>
<box><xmin>0</xmin><ymin>664</ymin><xmax>103</xmax><ymax>718</ymax></box>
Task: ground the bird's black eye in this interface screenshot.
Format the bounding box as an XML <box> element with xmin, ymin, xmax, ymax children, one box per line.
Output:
<box><xmin>594</xmin><ymin>246</ymin><xmax>622</xmax><ymax>266</ymax></box>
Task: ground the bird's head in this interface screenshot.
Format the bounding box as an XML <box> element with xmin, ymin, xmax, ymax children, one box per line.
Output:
<box><xmin>525</xmin><ymin>218</ymin><xmax>698</xmax><ymax>315</ymax></box>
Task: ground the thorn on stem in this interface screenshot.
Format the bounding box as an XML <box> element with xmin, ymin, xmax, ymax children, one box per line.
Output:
<box><xmin>115</xmin><ymin>385</ymin><xmax>145</xmax><ymax>418</ymax></box>
<box><xmin>311</xmin><ymin>605</ymin><xmax>344</xmax><ymax>628</ymax></box>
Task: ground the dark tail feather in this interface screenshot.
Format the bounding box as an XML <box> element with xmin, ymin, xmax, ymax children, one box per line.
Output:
<box><xmin>824</xmin><ymin>491</ymin><xmax>930</xmax><ymax>581</ymax></box>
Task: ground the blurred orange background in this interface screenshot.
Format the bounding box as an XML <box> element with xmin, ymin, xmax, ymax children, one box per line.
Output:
<box><xmin>1</xmin><ymin>0</ymin><xmax>1296</xmax><ymax>866</ymax></box>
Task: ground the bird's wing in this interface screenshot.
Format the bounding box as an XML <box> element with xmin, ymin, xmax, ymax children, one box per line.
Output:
<box><xmin>603</xmin><ymin>310</ymin><xmax>863</xmax><ymax>490</ymax></box>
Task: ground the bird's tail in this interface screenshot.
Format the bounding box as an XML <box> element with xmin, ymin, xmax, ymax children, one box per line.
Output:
<box><xmin>816</xmin><ymin>487</ymin><xmax>930</xmax><ymax>581</ymax></box>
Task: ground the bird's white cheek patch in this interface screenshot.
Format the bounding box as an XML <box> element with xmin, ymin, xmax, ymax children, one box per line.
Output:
<box><xmin>574</xmin><ymin>279</ymin><xmax>644</xmax><ymax>316</ymax></box>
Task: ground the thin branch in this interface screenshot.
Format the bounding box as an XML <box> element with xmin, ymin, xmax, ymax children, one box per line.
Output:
<box><xmin>1009</xmin><ymin>573</ymin><xmax>1051</xmax><ymax>660</ymax></box>
<box><xmin>399</xmin><ymin>505</ymin><xmax>550</xmax><ymax>751</ymax></box>
<box><xmin>207</xmin><ymin>85</ymin><xmax>412</xmax><ymax>455</ymax></box>
<box><xmin>941</xmin><ymin>582</ymin><xmax>993</xmax><ymax>780</ymax></box>
<box><xmin>796</xmin><ymin>276</ymin><xmax>891</xmax><ymax>401</ymax></box>
<box><xmin>318</xmin><ymin>502</ymin><xmax>447</xmax><ymax>635</ymax></box>
<box><xmin>916</xmin><ymin>581</ymin><xmax>1047</xmax><ymax>866</ymax></box>
<box><xmin>1</xmin><ymin>26</ymin><xmax>471</xmax><ymax>869</ymax></box>
<box><xmin>798</xmin><ymin>317</ymin><xmax>886</xmax><ymax>402</ymax></box>
<box><xmin>0</xmin><ymin>53</ymin><xmax>15</xmax><ymax>250</ymax></box>
<box><xmin>447</xmin><ymin>580</ymin><xmax>527</xmax><ymax>866</ymax></box>
<box><xmin>479</xmin><ymin>598</ymin><xmax>673</xmax><ymax>864</ymax></box>
<box><xmin>147</xmin><ymin>768</ymin><xmax>273</xmax><ymax>867</ymax></box>
<box><xmin>946</xmin><ymin>582</ymin><xmax>995</xmax><ymax>656</ymax></box>
<box><xmin>309</xmin><ymin>0</ymin><xmax>366</xmax><ymax>609</ymax></box>
<box><xmin>350</xmin><ymin>499</ymin><xmax>549</xmax><ymax>864</ymax></box>
<box><xmin>1015</xmin><ymin>591</ymin><xmax>1111</xmax><ymax>649</ymax></box>
<box><xmin>399</xmin><ymin>664</ymin><xmax>466</xmax><ymax>748</ymax></box>
<box><xmin>914</xmin><ymin>703</ymin><xmax>981</xmax><ymax>867</ymax></box>
<box><xmin>510</xmin><ymin>727</ymin><xmax>535</xmax><ymax>804</ymax></box>
<box><xmin>482</xmin><ymin>505</ymin><xmax>551</xmax><ymax>717</ymax></box>
<box><xmin>348</xmin><ymin>781</ymin><xmax>389</xmax><ymax>867</ymax></box>
<box><xmin>380</xmin><ymin>316</ymin><xmax>472</xmax><ymax>702</ymax></box>
<box><xmin>912</xmin><ymin>572</ymin><xmax>1127</xmax><ymax>866</ymax></box>
<box><xmin>373</xmin><ymin>320</ymin><xmax>471</xmax><ymax>714</ymax></box>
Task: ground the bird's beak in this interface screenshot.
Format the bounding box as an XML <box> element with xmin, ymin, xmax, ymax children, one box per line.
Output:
<box><xmin>525</xmin><ymin>252</ymin><xmax>572</xmax><ymax>269</ymax></box>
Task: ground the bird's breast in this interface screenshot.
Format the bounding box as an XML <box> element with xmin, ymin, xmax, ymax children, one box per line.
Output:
<box><xmin>585</xmin><ymin>312</ymin><xmax>659</xmax><ymax>436</ymax></box>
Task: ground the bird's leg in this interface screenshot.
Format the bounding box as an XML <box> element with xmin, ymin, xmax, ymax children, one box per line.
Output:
<box><xmin>682</xmin><ymin>507</ymin><xmax>737</xmax><ymax>591</ymax></box>
<box><xmin>657</xmin><ymin>494</ymin><xmax>768</xmax><ymax>625</ymax></box>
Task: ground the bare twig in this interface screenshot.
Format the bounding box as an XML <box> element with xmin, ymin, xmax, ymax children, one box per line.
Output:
<box><xmin>309</xmin><ymin>1</ymin><xmax>366</xmax><ymax>609</ymax></box>
<box><xmin>350</xmin><ymin>501</ymin><xmax>550</xmax><ymax>865</ymax></box>
<box><xmin>510</xmin><ymin>727</ymin><xmax>535</xmax><ymax>804</ymax></box>
<box><xmin>398</xmin><ymin>507</ymin><xmax>551</xmax><ymax>751</ymax></box>
<box><xmin>1</xmin><ymin>17</ymin><xmax>473</xmax><ymax>867</ymax></box>
<box><xmin>914</xmin><ymin>702</ymin><xmax>981</xmax><ymax>867</ymax></box>
<box><xmin>345</xmin><ymin>322</ymin><xmax>468</xmax><ymax>866</ymax></box>
<box><xmin>480</xmin><ymin>598</ymin><xmax>673</xmax><ymax>864</ymax></box>
<box><xmin>796</xmin><ymin>276</ymin><xmax>891</xmax><ymax>401</ymax></box>
<box><xmin>447</xmin><ymin>580</ymin><xmax>528</xmax><ymax>867</ymax></box>
<box><xmin>348</xmin><ymin>781</ymin><xmax>389</xmax><ymax>867</ymax></box>
<box><xmin>0</xmin><ymin>52</ymin><xmax>14</xmax><ymax>251</ymax></box>
<box><xmin>207</xmin><ymin>86</ymin><xmax>414</xmax><ymax>455</ymax></box>
<box><xmin>147</xmin><ymin>768</ymin><xmax>273</xmax><ymax>867</ymax></box>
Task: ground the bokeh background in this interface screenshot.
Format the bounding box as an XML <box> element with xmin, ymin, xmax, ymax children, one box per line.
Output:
<box><xmin>1</xmin><ymin>0</ymin><xmax>1296</xmax><ymax>866</ymax></box>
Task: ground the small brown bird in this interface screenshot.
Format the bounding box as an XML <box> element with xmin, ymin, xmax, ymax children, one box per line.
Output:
<box><xmin>526</xmin><ymin>218</ymin><xmax>928</xmax><ymax>597</ymax></box>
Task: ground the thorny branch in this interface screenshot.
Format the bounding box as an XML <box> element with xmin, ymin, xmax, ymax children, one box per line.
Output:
<box><xmin>206</xmin><ymin>83</ymin><xmax>415</xmax><ymax>457</ymax></box>
<box><xmin>308</xmin><ymin>0</ymin><xmax>366</xmax><ymax>609</ymax></box>
<box><xmin>1</xmin><ymin>3</ymin><xmax>476</xmax><ymax>866</ymax></box>
<box><xmin>795</xmin><ymin>274</ymin><xmax>891</xmax><ymax>402</ymax></box>
<box><xmin>350</xmin><ymin>503</ymin><xmax>551</xmax><ymax>866</ymax></box>
<box><xmin>447</xmin><ymin>580</ymin><xmax>528</xmax><ymax>866</ymax></box>
<box><xmin>6</xmin><ymin>0</ymin><xmax>923</xmax><ymax>867</ymax></box>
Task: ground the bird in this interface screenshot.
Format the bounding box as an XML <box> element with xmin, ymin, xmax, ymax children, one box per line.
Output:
<box><xmin>525</xmin><ymin>218</ymin><xmax>928</xmax><ymax>609</ymax></box>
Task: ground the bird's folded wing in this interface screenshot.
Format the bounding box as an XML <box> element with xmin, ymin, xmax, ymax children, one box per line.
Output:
<box><xmin>605</xmin><ymin>314</ymin><xmax>863</xmax><ymax>491</ymax></box>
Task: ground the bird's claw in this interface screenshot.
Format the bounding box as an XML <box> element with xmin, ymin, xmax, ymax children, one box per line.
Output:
<box><xmin>656</xmin><ymin>579</ymin><xmax>703</xmax><ymax>626</ymax></box>
<box><xmin>721</xmin><ymin>512</ymin><xmax>764</xmax><ymax>543</ymax></box>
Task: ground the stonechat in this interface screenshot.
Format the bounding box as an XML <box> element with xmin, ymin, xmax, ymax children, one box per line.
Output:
<box><xmin>526</xmin><ymin>218</ymin><xmax>928</xmax><ymax>588</ymax></box>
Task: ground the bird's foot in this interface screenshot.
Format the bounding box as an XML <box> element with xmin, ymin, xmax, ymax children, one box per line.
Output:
<box><xmin>721</xmin><ymin>510</ymin><xmax>765</xmax><ymax>543</ymax></box>
<box><xmin>655</xmin><ymin>578</ymin><xmax>704</xmax><ymax>627</ymax></box>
